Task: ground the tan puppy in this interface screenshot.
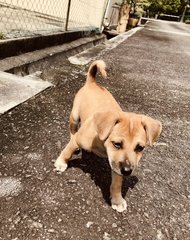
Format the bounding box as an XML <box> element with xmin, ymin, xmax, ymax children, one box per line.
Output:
<box><xmin>55</xmin><ymin>60</ymin><xmax>162</xmax><ymax>212</ymax></box>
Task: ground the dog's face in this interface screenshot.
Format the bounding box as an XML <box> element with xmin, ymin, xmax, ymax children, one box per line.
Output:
<box><xmin>93</xmin><ymin>111</ymin><xmax>162</xmax><ymax>176</ymax></box>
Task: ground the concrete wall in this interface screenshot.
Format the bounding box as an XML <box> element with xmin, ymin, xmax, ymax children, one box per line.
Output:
<box><xmin>104</xmin><ymin>0</ymin><xmax>123</xmax><ymax>29</ymax></box>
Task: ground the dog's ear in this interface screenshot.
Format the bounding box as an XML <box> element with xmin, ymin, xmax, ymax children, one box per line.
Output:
<box><xmin>141</xmin><ymin>115</ymin><xmax>162</xmax><ymax>146</ymax></box>
<box><xmin>93</xmin><ymin>111</ymin><xmax>119</xmax><ymax>141</ymax></box>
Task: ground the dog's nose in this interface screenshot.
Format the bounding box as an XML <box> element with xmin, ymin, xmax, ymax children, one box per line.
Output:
<box><xmin>121</xmin><ymin>166</ymin><xmax>132</xmax><ymax>176</ymax></box>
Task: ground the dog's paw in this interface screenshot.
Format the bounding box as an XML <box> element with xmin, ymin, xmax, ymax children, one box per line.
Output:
<box><xmin>111</xmin><ymin>197</ymin><xmax>127</xmax><ymax>213</ymax></box>
<box><xmin>54</xmin><ymin>158</ymin><xmax>68</xmax><ymax>172</ymax></box>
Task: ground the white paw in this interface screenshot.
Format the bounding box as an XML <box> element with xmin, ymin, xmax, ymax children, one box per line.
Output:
<box><xmin>111</xmin><ymin>198</ymin><xmax>127</xmax><ymax>213</ymax></box>
<box><xmin>54</xmin><ymin>158</ymin><xmax>68</xmax><ymax>172</ymax></box>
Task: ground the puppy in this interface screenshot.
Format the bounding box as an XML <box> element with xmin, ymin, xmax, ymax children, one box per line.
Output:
<box><xmin>55</xmin><ymin>60</ymin><xmax>162</xmax><ymax>212</ymax></box>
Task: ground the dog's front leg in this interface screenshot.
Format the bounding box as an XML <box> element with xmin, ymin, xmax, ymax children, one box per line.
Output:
<box><xmin>54</xmin><ymin>135</ymin><xmax>79</xmax><ymax>172</ymax></box>
<box><xmin>110</xmin><ymin>171</ymin><xmax>127</xmax><ymax>212</ymax></box>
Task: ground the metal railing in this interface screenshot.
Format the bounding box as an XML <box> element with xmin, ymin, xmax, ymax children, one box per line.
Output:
<box><xmin>0</xmin><ymin>0</ymin><xmax>108</xmax><ymax>39</ymax></box>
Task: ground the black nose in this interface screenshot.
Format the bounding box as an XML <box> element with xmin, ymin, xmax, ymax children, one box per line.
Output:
<box><xmin>121</xmin><ymin>167</ymin><xmax>132</xmax><ymax>176</ymax></box>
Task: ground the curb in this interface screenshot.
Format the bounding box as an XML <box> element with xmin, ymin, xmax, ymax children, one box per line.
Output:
<box><xmin>69</xmin><ymin>27</ymin><xmax>143</xmax><ymax>65</ymax></box>
<box><xmin>0</xmin><ymin>34</ymin><xmax>106</xmax><ymax>74</ymax></box>
<box><xmin>0</xmin><ymin>30</ymin><xmax>99</xmax><ymax>59</ymax></box>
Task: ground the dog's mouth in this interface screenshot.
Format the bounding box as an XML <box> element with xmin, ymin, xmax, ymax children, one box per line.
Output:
<box><xmin>112</xmin><ymin>168</ymin><xmax>133</xmax><ymax>177</ymax></box>
<box><xmin>109</xmin><ymin>159</ymin><xmax>121</xmax><ymax>175</ymax></box>
<box><xmin>112</xmin><ymin>168</ymin><xmax>122</xmax><ymax>176</ymax></box>
<box><xmin>110</xmin><ymin>160</ymin><xmax>133</xmax><ymax>176</ymax></box>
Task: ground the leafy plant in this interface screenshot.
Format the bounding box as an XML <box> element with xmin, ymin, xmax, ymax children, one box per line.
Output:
<box><xmin>0</xmin><ymin>32</ymin><xmax>5</xmax><ymax>40</ymax></box>
<box><xmin>129</xmin><ymin>0</ymin><xmax>189</xmax><ymax>16</ymax></box>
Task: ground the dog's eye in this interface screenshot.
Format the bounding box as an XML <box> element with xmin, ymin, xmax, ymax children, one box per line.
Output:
<box><xmin>112</xmin><ymin>141</ymin><xmax>122</xmax><ymax>149</ymax></box>
<box><xmin>135</xmin><ymin>144</ymin><xmax>145</xmax><ymax>152</ymax></box>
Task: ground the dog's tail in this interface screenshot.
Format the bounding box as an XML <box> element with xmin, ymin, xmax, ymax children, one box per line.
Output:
<box><xmin>86</xmin><ymin>60</ymin><xmax>107</xmax><ymax>84</ymax></box>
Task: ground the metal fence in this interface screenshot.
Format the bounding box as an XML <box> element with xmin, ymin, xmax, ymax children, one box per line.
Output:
<box><xmin>0</xmin><ymin>0</ymin><xmax>108</xmax><ymax>39</ymax></box>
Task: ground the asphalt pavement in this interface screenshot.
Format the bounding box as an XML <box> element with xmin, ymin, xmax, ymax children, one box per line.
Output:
<box><xmin>0</xmin><ymin>20</ymin><xmax>190</xmax><ymax>240</ymax></box>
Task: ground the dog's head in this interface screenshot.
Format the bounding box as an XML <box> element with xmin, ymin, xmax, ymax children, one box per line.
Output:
<box><xmin>93</xmin><ymin>111</ymin><xmax>162</xmax><ymax>176</ymax></box>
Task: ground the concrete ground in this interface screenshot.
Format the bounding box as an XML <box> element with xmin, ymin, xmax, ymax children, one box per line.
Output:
<box><xmin>0</xmin><ymin>20</ymin><xmax>190</xmax><ymax>240</ymax></box>
<box><xmin>0</xmin><ymin>71</ymin><xmax>52</xmax><ymax>114</ymax></box>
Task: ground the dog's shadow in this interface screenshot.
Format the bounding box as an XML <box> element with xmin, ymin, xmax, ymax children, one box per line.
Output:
<box><xmin>68</xmin><ymin>150</ymin><xmax>138</xmax><ymax>205</ymax></box>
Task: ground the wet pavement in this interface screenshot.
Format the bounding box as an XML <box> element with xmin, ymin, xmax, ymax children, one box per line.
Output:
<box><xmin>0</xmin><ymin>20</ymin><xmax>190</xmax><ymax>240</ymax></box>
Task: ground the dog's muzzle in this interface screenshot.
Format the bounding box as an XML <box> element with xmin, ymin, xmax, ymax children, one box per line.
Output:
<box><xmin>119</xmin><ymin>161</ymin><xmax>133</xmax><ymax>176</ymax></box>
<box><xmin>110</xmin><ymin>159</ymin><xmax>133</xmax><ymax>176</ymax></box>
<box><xmin>120</xmin><ymin>166</ymin><xmax>133</xmax><ymax>176</ymax></box>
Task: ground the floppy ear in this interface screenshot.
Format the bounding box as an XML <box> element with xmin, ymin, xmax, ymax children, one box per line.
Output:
<box><xmin>93</xmin><ymin>111</ymin><xmax>120</xmax><ymax>141</ymax></box>
<box><xmin>141</xmin><ymin>115</ymin><xmax>162</xmax><ymax>146</ymax></box>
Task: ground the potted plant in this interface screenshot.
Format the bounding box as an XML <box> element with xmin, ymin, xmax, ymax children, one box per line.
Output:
<box><xmin>128</xmin><ymin>11</ymin><xmax>141</xmax><ymax>27</ymax></box>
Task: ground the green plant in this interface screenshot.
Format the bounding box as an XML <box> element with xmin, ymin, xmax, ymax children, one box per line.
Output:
<box><xmin>0</xmin><ymin>32</ymin><xmax>5</xmax><ymax>40</ymax></box>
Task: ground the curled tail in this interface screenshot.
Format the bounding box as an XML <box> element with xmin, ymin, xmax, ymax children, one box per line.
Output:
<box><xmin>86</xmin><ymin>60</ymin><xmax>107</xmax><ymax>84</ymax></box>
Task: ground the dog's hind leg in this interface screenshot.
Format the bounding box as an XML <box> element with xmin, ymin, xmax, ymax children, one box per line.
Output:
<box><xmin>69</xmin><ymin>110</ymin><xmax>81</xmax><ymax>155</ymax></box>
<box><xmin>69</xmin><ymin>113</ymin><xmax>80</xmax><ymax>135</ymax></box>
<box><xmin>54</xmin><ymin>134</ymin><xmax>79</xmax><ymax>172</ymax></box>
